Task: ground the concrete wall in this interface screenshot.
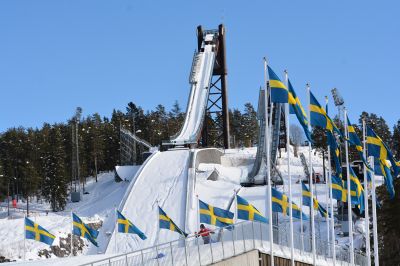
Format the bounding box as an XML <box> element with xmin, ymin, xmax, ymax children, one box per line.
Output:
<box><xmin>194</xmin><ymin>148</ymin><xmax>223</xmax><ymax>168</ymax></box>
<box><xmin>212</xmin><ymin>250</ymin><xmax>259</xmax><ymax>266</ymax></box>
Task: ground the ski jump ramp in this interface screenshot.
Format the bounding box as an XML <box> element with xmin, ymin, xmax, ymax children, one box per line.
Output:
<box><xmin>167</xmin><ymin>32</ymin><xmax>217</xmax><ymax>146</ymax></box>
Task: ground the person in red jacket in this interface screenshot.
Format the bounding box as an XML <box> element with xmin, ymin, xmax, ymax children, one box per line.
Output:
<box><xmin>196</xmin><ymin>224</ymin><xmax>214</xmax><ymax>244</ymax></box>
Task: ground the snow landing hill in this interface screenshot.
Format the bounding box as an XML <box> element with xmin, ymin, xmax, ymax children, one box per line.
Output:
<box><xmin>0</xmin><ymin>146</ymin><xmax>377</xmax><ymax>265</ymax></box>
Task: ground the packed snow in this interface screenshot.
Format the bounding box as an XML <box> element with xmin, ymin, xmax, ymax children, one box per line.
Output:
<box><xmin>0</xmin><ymin>145</ymin><xmax>383</xmax><ymax>265</ymax></box>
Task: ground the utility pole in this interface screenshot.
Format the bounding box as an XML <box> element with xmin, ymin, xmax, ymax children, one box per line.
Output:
<box><xmin>26</xmin><ymin>161</ymin><xmax>30</xmax><ymax>217</ymax></box>
<box><xmin>132</xmin><ymin>112</ymin><xmax>137</xmax><ymax>165</ymax></box>
<box><xmin>75</xmin><ymin>107</ymin><xmax>82</xmax><ymax>194</ymax></box>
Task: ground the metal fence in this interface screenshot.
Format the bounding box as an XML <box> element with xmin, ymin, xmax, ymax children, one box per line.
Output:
<box><xmin>82</xmin><ymin>220</ymin><xmax>367</xmax><ymax>266</ymax></box>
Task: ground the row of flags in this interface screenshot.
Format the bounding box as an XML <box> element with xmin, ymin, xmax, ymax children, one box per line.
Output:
<box><xmin>268</xmin><ymin>63</ymin><xmax>399</xmax><ymax>200</ymax></box>
<box><xmin>25</xmin><ymin>189</ymin><xmax>330</xmax><ymax>247</ymax></box>
<box><xmin>24</xmin><ymin>213</ymin><xmax>100</xmax><ymax>247</ymax></box>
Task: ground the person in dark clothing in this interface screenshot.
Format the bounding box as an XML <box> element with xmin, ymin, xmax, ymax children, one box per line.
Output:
<box><xmin>196</xmin><ymin>224</ymin><xmax>214</xmax><ymax>244</ymax></box>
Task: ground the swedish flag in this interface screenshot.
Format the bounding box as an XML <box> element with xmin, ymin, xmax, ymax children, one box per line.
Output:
<box><xmin>288</xmin><ymin>80</ymin><xmax>312</xmax><ymax>142</ymax></box>
<box><xmin>346</xmin><ymin>116</ymin><xmax>372</xmax><ymax>171</ymax></box>
<box><xmin>271</xmin><ymin>188</ymin><xmax>308</xmax><ymax>220</ymax></box>
<box><xmin>72</xmin><ymin>213</ymin><xmax>99</xmax><ymax>247</ymax></box>
<box><xmin>327</xmin><ymin>131</ymin><xmax>342</xmax><ymax>178</ymax></box>
<box><xmin>301</xmin><ymin>182</ymin><xmax>329</xmax><ymax>218</ymax></box>
<box><xmin>199</xmin><ymin>200</ymin><xmax>234</xmax><ymax>227</ymax></box>
<box><xmin>378</xmin><ymin>159</ymin><xmax>395</xmax><ymax>199</ymax></box>
<box><xmin>236</xmin><ymin>195</ymin><xmax>268</xmax><ymax>223</ymax></box>
<box><xmin>331</xmin><ymin>175</ymin><xmax>347</xmax><ymax>202</ymax></box>
<box><xmin>116</xmin><ymin>210</ymin><xmax>146</xmax><ymax>240</ymax></box>
<box><xmin>159</xmin><ymin>207</ymin><xmax>188</xmax><ymax>237</ymax></box>
<box><xmin>367</xmin><ymin>126</ymin><xmax>399</xmax><ymax>176</ymax></box>
<box><xmin>267</xmin><ymin>65</ymin><xmax>288</xmax><ymax>103</ymax></box>
<box><xmin>309</xmin><ymin>91</ymin><xmax>341</xmax><ymax>136</ymax></box>
<box><xmin>25</xmin><ymin>217</ymin><xmax>55</xmax><ymax>246</ymax></box>
<box><xmin>348</xmin><ymin>167</ymin><xmax>363</xmax><ymax>204</ymax></box>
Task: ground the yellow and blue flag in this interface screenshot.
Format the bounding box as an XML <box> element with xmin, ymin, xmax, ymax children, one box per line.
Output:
<box><xmin>367</xmin><ymin>126</ymin><xmax>399</xmax><ymax>176</ymax></box>
<box><xmin>327</xmin><ymin>131</ymin><xmax>342</xmax><ymax>179</ymax></box>
<box><xmin>331</xmin><ymin>175</ymin><xmax>347</xmax><ymax>202</ymax></box>
<box><xmin>346</xmin><ymin>116</ymin><xmax>372</xmax><ymax>171</ymax></box>
<box><xmin>348</xmin><ymin>167</ymin><xmax>363</xmax><ymax>203</ymax></box>
<box><xmin>236</xmin><ymin>195</ymin><xmax>268</xmax><ymax>223</ymax></box>
<box><xmin>347</xmin><ymin>167</ymin><xmax>365</xmax><ymax>212</ymax></box>
<box><xmin>117</xmin><ymin>210</ymin><xmax>146</xmax><ymax>240</ymax></box>
<box><xmin>159</xmin><ymin>207</ymin><xmax>188</xmax><ymax>237</ymax></box>
<box><xmin>378</xmin><ymin>159</ymin><xmax>395</xmax><ymax>199</ymax></box>
<box><xmin>271</xmin><ymin>188</ymin><xmax>308</xmax><ymax>220</ymax></box>
<box><xmin>288</xmin><ymin>80</ymin><xmax>312</xmax><ymax>142</ymax></box>
<box><xmin>72</xmin><ymin>213</ymin><xmax>99</xmax><ymax>247</ymax></box>
<box><xmin>309</xmin><ymin>91</ymin><xmax>341</xmax><ymax>136</ymax></box>
<box><xmin>367</xmin><ymin>126</ymin><xmax>397</xmax><ymax>198</ymax></box>
<box><xmin>199</xmin><ymin>200</ymin><xmax>234</xmax><ymax>227</ymax></box>
<box><xmin>25</xmin><ymin>217</ymin><xmax>55</xmax><ymax>246</ymax></box>
<box><xmin>301</xmin><ymin>182</ymin><xmax>329</xmax><ymax>218</ymax></box>
<box><xmin>267</xmin><ymin>66</ymin><xmax>288</xmax><ymax>103</ymax></box>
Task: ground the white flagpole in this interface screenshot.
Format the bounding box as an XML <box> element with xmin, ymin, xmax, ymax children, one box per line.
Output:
<box><xmin>115</xmin><ymin>207</ymin><xmax>118</xmax><ymax>254</ymax></box>
<box><xmin>264</xmin><ymin>57</ymin><xmax>274</xmax><ymax>266</ymax></box>
<box><xmin>325</xmin><ymin>96</ymin><xmax>336</xmax><ymax>265</ymax></box>
<box><xmin>284</xmin><ymin>70</ymin><xmax>294</xmax><ymax>266</ymax></box>
<box><xmin>327</xmin><ymin>144</ymin><xmax>336</xmax><ymax>265</ymax></box>
<box><xmin>370</xmin><ymin>156</ymin><xmax>379</xmax><ymax>266</ymax></box>
<box><xmin>196</xmin><ymin>194</ymin><xmax>200</xmax><ymax>234</ymax></box>
<box><xmin>306</xmin><ymin>84</ymin><xmax>316</xmax><ymax>265</ymax></box>
<box><xmin>362</xmin><ymin>119</ymin><xmax>371</xmax><ymax>266</ymax></box>
<box><xmin>70</xmin><ymin>211</ymin><xmax>74</xmax><ymax>257</ymax></box>
<box><xmin>234</xmin><ymin>189</ymin><xmax>238</xmax><ymax>223</ymax></box>
<box><xmin>324</xmin><ymin>96</ymin><xmax>330</xmax><ymax>258</ymax></box>
<box><xmin>343</xmin><ymin>109</ymin><xmax>354</xmax><ymax>265</ymax></box>
<box><xmin>23</xmin><ymin>215</ymin><xmax>26</xmax><ymax>261</ymax></box>
<box><xmin>300</xmin><ymin>184</ymin><xmax>304</xmax><ymax>254</ymax></box>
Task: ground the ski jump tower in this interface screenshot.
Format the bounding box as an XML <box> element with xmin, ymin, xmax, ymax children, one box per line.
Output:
<box><xmin>164</xmin><ymin>24</ymin><xmax>230</xmax><ymax>149</ymax></box>
<box><xmin>198</xmin><ymin>25</ymin><xmax>230</xmax><ymax>149</ymax></box>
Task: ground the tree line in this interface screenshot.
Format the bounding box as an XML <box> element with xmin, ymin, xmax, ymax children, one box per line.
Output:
<box><xmin>0</xmin><ymin>101</ymin><xmax>258</xmax><ymax>211</ymax></box>
<box><xmin>1</xmin><ymin>97</ymin><xmax>398</xmax><ymax>212</ymax></box>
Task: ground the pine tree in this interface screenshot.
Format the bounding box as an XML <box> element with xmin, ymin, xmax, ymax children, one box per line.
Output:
<box><xmin>360</xmin><ymin>112</ymin><xmax>392</xmax><ymax>143</ymax></box>
<box><xmin>392</xmin><ymin>120</ymin><xmax>400</xmax><ymax>158</ymax></box>
<box><xmin>242</xmin><ymin>103</ymin><xmax>258</xmax><ymax>147</ymax></box>
<box><xmin>41</xmin><ymin>125</ymin><xmax>68</xmax><ymax>211</ymax></box>
<box><xmin>168</xmin><ymin>101</ymin><xmax>184</xmax><ymax>138</ymax></box>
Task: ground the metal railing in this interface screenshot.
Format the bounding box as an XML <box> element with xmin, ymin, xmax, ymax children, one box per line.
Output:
<box><xmin>82</xmin><ymin>220</ymin><xmax>367</xmax><ymax>266</ymax></box>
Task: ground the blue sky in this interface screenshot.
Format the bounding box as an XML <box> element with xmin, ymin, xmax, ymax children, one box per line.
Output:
<box><xmin>0</xmin><ymin>1</ymin><xmax>399</xmax><ymax>132</ymax></box>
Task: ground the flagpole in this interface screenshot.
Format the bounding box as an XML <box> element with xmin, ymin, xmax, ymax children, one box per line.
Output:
<box><xmin>327</xmin><ymin>144</ymin><xmax>336</xmax><ymax>265</ymax></box>
<box><xmin>325</xmin><ymin>96</ymin><xmax>333</xmax><ymax>262</ymax></box>
<box><xmin>370</xmin><ymin>156</ymin><xmax>379</xmax><ymax>266</ymax></box>
<box><xmin>284</xmin><ymin>70</ymin><xmax>294</xmax><ymax>266</ymax></box>
<box><xmin>264</xmin><ymin>57</ymin><xmax>274</xmax><ymax>266</ymax></box>
<box><xmin>23</xmin><ymin>215</ymin><xmax>26</xmax><ymax>261</ymax></box>
<box><xmin>307</xmin><ymin>84</ymin><xmax>316</xmax><ymax>265</ymax></box>
<box><xmin>300</xmin><ymin>183</ymin><xmax>304</xmax><ymax>254</ymax></box>
<box><xmin>115</xmin><ymin>207</ymin><xmax>118</xmax><ymax>254</ymax></box>
<box><xmin>155</xmin><ymin>200</ymin><xmax>160</xmax><ymax>266</ymax></box>
<box><xmin>344</xmin><ymin>108</ymin><xmax>354</xmax><ymax>265</ymax></box>
<box><xmin>234</xmin><ymin>189</ymin><xmax>238</xmax><ymax>224</ymax></box>
<box><xmin>362</xmin><ymin>119</ymin><xmax>371</xmax><ymax>266</ymax></box>
<box><xmin>70</xmin><ymin>211</ymin><xmax>73</xmax><ymax>257</ymax></box>
<box><xmin>323</xmin><ymin>96</ymin><xmax>330</xmax><ymax>258</ymax></box>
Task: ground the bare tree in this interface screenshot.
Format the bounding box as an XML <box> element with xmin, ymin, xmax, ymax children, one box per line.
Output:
<box><xmin>290</xmin><ymin>124</ymin><xmax>304</xmax><ymax>157</ymax></box>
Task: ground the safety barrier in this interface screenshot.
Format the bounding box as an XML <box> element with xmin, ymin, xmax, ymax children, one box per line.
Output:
<box><xmin>83</xmin><ymin>221</ymin><xmax>367</xmax><ymax>266</ymax></box>
<box><xmin>81</xmin><ymin>220</ymin><xmax>367</xmax><ymax>266</ymax></box>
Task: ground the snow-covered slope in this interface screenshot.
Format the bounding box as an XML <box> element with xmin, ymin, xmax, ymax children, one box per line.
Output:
<box><xmin>0</xmin><ymin>172</ymin><xmax>133</xmax><ymax>262</ymax></box>
<box><xmin>106</xmin><ymin>149</ymin><xmax>190</xmax><ymax>254</ymax></box>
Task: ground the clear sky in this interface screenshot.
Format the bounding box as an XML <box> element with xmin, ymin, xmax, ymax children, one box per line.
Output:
<box><xmin>0</xmin><ymin>1</ymin><xmax>399</xmax><ymax>132</ymax></box>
